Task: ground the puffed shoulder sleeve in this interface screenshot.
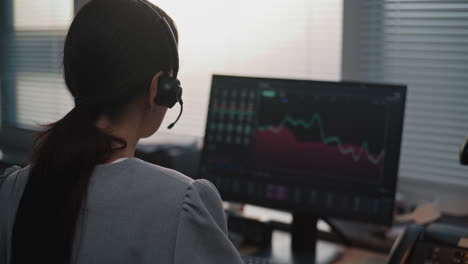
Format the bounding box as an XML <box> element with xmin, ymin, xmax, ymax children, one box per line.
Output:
<box><xmin>0</xmin><ymin>166</ymin><xmax>21</xmax><ymax>190</ymax></box>
<box><xmin>0</xmin><ymin>166</ymin><xmax>22</xmax><ymax>264</ymax></box>
<box><xmin>173</xmin><ymin>179</ymin><xmax>243</xmax><ymax>264</ymax></box>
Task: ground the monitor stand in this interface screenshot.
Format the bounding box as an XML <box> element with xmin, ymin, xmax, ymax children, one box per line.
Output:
<box><xmin>290</xmin><ymin>212</ymin><xmax>343</xmax><ymax>264</ymax></box>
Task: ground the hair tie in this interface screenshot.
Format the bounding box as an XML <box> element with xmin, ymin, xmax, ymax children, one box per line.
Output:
<box><xmin>74</xmin><ymin>96</ymin><xmax>93</xmax><ymax>108</ymax></box>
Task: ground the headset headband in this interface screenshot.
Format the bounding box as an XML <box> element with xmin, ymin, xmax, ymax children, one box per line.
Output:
<box><xmin>138</xmin><ymin>0</ymin><xmax>179</xmax><ymax>78</ymax></box>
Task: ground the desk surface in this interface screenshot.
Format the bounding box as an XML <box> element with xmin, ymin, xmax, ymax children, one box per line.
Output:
<box><xmin>240</xmin><ymin>230</ymin><xmax>387</xmax><ymax>264</ymax></box>
<box><xmin>334</xmin><ymin>248</ymin><xmax>387</xmax><ymax>264</ymax></box>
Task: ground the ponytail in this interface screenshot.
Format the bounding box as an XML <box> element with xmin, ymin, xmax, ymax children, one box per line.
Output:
<box><xmin>11</xmin><ymin>104</ymin><xmax>126</xmax><ymax>264</ymax></box>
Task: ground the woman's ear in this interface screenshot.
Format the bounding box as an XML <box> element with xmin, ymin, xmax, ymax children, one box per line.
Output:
<box><xmin>147</xmin><ymin>71</ymin><xmax>164</xmax><ymax>111</ymax></box>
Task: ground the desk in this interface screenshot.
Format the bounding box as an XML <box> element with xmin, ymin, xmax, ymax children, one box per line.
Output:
<box><xmin>334</xmin><ymin>248</ymin><xmax>387</xmax><ymax>264</ymax></box>
<box><xmin>240</xmin><ymin>230</ymin><xmax>387</xmax><ymax>264</ymax></box>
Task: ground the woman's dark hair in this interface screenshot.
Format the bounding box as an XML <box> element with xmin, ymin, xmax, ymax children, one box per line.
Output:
<box><xmin>11</xmin><ymin>0</ymin><xmax>178</xmax><ymax>263</ymax></box>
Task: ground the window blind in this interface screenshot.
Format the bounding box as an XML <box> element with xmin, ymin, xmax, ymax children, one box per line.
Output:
<box><xmin>11</xmin><ymin>0</ymin><xmax>73</xmax><ymax>127</ymax></box>
<box><xmin>358</xmin><ymin>0</ymin><xmax>468</xmax><ymax>185</ymax></box>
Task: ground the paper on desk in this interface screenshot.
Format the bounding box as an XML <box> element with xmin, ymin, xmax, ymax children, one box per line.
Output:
<box><xmin>395</xmin><ymin>202</ymin><xmax>441</xmax><ymax>225</ymax></box>
<box><xmin>458</xmin><ymin>238</ymin><xmax>468</xmax><ymax>249</ymax></box>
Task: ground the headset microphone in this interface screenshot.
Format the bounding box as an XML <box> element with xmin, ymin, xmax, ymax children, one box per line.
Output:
<box><xmin>167</xmin><ymin>98</ymin><xmax>183</xmax><ymax>129</ymax></box>
<box><xmin>460</xmin><ymin>136</ymin><xmax>468</xmax><ymax>165</ymax></box>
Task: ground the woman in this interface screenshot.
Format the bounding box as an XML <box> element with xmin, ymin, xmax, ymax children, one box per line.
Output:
<box><xmin>0</xmin><ymin>0</ymin><xmax>243</xmax><ymax>263</ymax></box>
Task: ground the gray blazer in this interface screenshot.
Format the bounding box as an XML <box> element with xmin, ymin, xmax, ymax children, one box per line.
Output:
<box><xmin>0</xmin><ymin>158</ymin><xmax>243</xmax><ymax>264</ymax></box>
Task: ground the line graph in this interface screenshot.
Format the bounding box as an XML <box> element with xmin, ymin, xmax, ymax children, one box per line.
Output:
<box><xmin>258</xmin><ymin>113</ymin><xmax>384</xmax><ymax>165</ymax></box>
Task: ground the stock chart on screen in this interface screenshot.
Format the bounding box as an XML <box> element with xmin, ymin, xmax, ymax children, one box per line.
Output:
<box><xmin>200</xmin><ymin>75</ymin><xmax>405</xmax><ymax>223</ymax></box>
<box><xmin>255</xmin><ymin>90</ymin><xmax>388</xmax><ymax>183</ymax></box>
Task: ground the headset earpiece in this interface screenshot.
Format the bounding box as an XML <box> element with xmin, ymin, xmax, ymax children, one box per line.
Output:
<box><xmin>155</xmin><ymin>74</ymin><xmax>182</xmax><ymax>108</ymax></box>
<box><xmin>460</xmin><ymin>136</ymin><xmax>468</xmax><ymax>165</ymax></box>
<box><xmin>154</xmin><ymin>73</ymin><xmax>184</xmax><ymax>129</ymax></box>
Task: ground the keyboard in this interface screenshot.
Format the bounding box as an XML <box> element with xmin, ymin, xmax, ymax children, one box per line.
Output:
<box><xmin>241</xmin><ymin>255</ymin><xmax>288</xmax><ymax>264</ymax></box>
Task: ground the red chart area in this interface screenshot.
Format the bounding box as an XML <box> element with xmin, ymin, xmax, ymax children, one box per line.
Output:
<box><xmin>255</xmin><ymin>126</ymin><xmax>384</xmax><ymax>180</ymax></box>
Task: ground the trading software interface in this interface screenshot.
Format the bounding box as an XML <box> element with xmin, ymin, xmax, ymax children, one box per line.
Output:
<box><xmin>199</xmin><ymin>75</ymin><xmax>406</xmax><ymax>224</ymax></box>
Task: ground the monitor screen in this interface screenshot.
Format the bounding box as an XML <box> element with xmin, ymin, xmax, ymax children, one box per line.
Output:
<box><xmin>199</xmin><ymin>75</ymin><xmax>406</xmax><ymax>225</ymax></box>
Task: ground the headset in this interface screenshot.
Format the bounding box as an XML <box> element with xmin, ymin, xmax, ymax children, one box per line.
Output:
<box><xmin>460</xmin><ymin>136</ymin><xmax>468</xmax><ymax>165</ymax></box>
<box><xmin>139</xmin><ymin>0</ymin><xmax>183</xmax><ymax>129</ymax></box>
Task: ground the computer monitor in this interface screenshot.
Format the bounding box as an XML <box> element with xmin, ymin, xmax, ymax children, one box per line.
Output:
<box><xmin>199</xmin><ymin>75</ymin><xmax>406</xmax><ymax>254</ymax></box>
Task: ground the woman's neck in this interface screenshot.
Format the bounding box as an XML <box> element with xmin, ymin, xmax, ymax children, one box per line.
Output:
<box><xmin>96</xmin><ymin>114</ymin><xmax>141</xmax><ymax>164</ymax></box>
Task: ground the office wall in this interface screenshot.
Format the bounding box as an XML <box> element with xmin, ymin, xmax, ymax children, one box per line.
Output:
<box><xmin>142</xmin><ymin>0</ymin><xmax>344</xmax><ymax>141</ymax></box>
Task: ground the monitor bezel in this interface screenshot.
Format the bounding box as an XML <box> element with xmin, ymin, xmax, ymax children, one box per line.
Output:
<box><xmin>199</xmin><ymin>74</ymin><xmax>406</xmax><ymax>226</ymax></box>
